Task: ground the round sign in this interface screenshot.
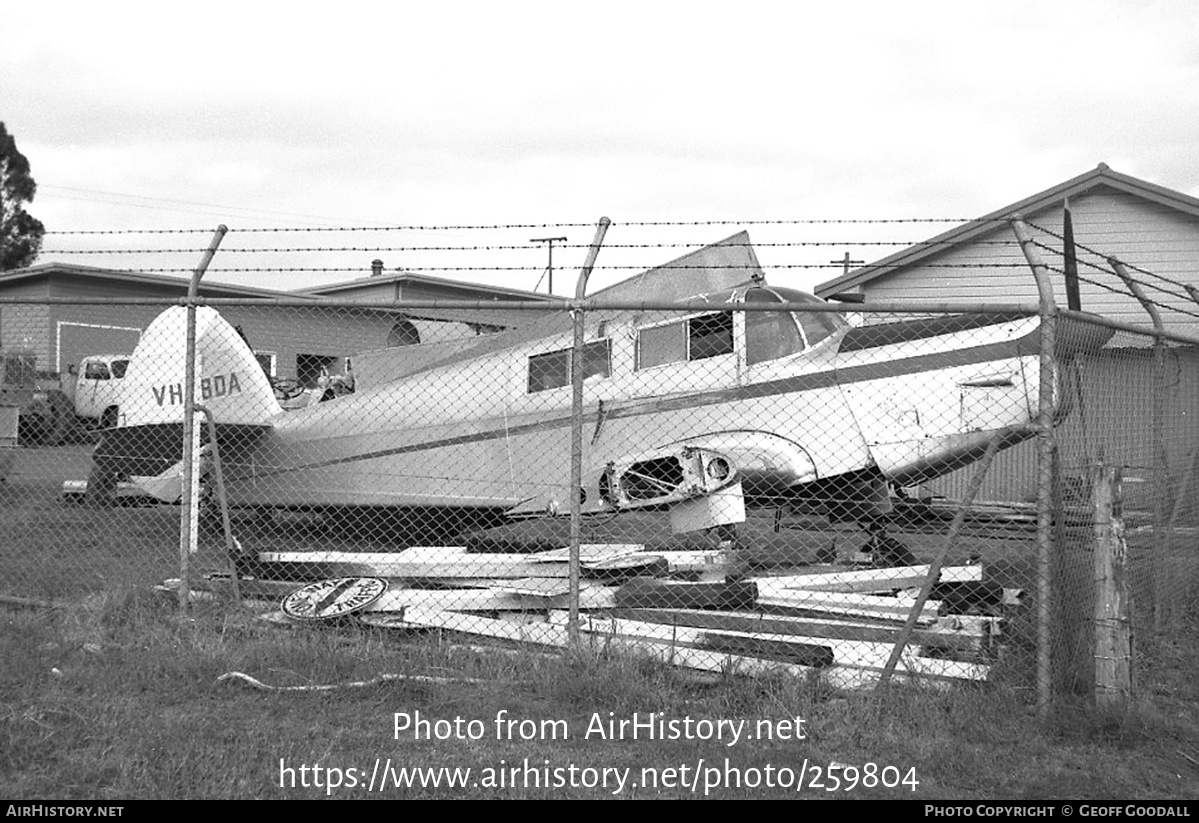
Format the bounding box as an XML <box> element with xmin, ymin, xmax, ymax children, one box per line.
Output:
<box><xmin>281</xmin><ymin>577</ymin><xmax>389</xmax><ymax>620</ymax></box>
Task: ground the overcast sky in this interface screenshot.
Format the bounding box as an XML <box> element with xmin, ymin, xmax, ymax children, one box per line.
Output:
<box><xmin>3</xmin><ymin>0</ymin><xmax>1198</xmax><ymax>295</ymax></box>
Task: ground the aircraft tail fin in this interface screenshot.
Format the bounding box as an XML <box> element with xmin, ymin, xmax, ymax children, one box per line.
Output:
<box><xmin>121</xmin><ymin>306</ymin><xmax>283</xmax><ymax>428</ymax></box>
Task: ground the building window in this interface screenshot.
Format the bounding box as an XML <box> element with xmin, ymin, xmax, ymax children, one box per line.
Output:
<box><xmin>253</xmin><ymin>352</ymin><xmax>277</xmax><ymax>378</ymax></box>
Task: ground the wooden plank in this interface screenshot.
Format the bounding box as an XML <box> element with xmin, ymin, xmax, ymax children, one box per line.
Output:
<box><xmin>755</xmin><ymin>580</ymin><xmax>941</xmax><ymax>623</ymax></box>
<box><xmin>631</xmin><ymin>551</ymin><xmax>730</xmax><ymax>574</ymax></box>
<box><xmin>613</xmin><ymin>578</ymin><xmax>759</xmax><ymax>610</ymax></box>
<box><xmin>375</xmin><ymin>609</ymin><xmax>983</xmax><ymax>690</ymax></box>
<box><xmin>754</xmin><ymin>564</ymin><xmax>981</xmax><ymax>594</ymax></box>
<box><xmin>550</xmin><ymin>613</ymin><xmax>988</xmax><ymax>680</ymax></box>
<box><xmin>491</xmin><ymin>578</ymin><xmax>573</xmax><ymax>597</ymax></box>
<box><xmin>259</xmin><ymin>547</ymin><xmax>727</xmax><ymax>575</ymax></box>
<box><xmin>254</xmin><ymin>547</ymin><xmax>706</xmax><ymax>581</ymax></box>
<box><xmin>699</xmin><ymin>634</ymin><xmax>835</xmax><ymax>668</ymax></box>
<box><xmin>259</xmin><ymin>548</ymin><xmax>468</xmax><ymax>563</ymax></box>
<box><xmin>254</xmin><ymin>554</ymin><xmax>570</xmax><ymax>580</ymax></box>
<box><xmin>251</xmin><ymin>547</ymin><xmax>564</xmax><ymax>582</ymax></box>
<box><xmin>363</xmin><ymin>584</ymin><xmax>617</xmax><ymax>613</ymax></box>
<box><xmin>526</xmin><ymin>545</ymin><xmax>643</xmax><ymax>563</ymax></box>
<box><xmin>362</xmin><ymin>588</ymin><xmax>552</xmax><ymax>612</ymax></box>
<box><xmin>396</xmin><ymin>607</ymin><xmax>819</xmax><ymax>677</ymax></box>
<box><xmin>610</xmin><ymin>608</ymin><xmax>994</xmax><ymax>653</ymax></box>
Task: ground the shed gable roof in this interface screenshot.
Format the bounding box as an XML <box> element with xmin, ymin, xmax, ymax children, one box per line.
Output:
<box><xmin>814</xmin><ymin>163</ymin><xmax>1199</xmax><ymax>298</ymax></box>
<box><xmin>300</xmin><ymin>270</ymin><xmax>551</xmax><ymax>301</ymax></box>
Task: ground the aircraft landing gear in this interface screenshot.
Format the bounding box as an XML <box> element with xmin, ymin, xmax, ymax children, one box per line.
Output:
<box><xmin>860</xmin><ymin>515</ymin><xmax>917</xmax><ymax>567</ymax></box>
<box><xmin>85</xmin><ymin>463</ymin><xmax>119</xmax><ymax>508</ymax></box>
<box><xmin>712</xmin><ymin>523</ymin><xmax>751</xmax><ymax>583</ymax></box>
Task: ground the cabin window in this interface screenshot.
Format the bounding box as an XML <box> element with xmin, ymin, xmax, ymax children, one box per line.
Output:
<box><xmin>745</xmin><ymin>288</ymin><xmax>804</xmax><ymax>365</ymax></box>
<box><xmin>581</xmin><ymin>339</ymin><xmax>611</xmax><ymax>380</ymax></box>
<box><xmin>797</xmin><ymin>310</ymin><xmax>843</xmax><ymax>348</ymax></box>
<box><xmin>110</xmin><ymin>359</ymin><xmax>130</xmax><ymax>379</ymax></box>
<box><xmin>636</xmin><ymin>311</ymin><xmax>734</xmax><ymax>370</ymax></box>
<box><xmin>768</xmin><ymin>287</ymin><xmax>847</xmax><ymax>348</ymax></box>
<box><xmin>528</xmin><ymin>350</ymin><xmax>570</xmax><ymax>393</ymax></box>
<box><xmin>636</xmin><ymin>322</ymin><xmax>686</xmax><ymax>370</ymax></box>
<box><xmin>84</xmin><ymin>361</ymin><xmax>111</xmax><ymax>380</ymax></box>
<box><xmin>689</xmin><ymin>312</ymin><xmax>734</xmax><ymax>360</ymax></box>
<box><xmin>527</xmin><ymin>340</ymin><xmax>611</xmax><ymax>393</ymax></box>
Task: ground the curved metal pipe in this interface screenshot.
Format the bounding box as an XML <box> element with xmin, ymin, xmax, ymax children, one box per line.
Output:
<box><xmin>574</xmin><ymin>217</ymin><xmax>611</xmax><ymax>299</ymax></box>
<box><xmin>569</xmin><ymin>217</ymin><xmax>610</xmax><ymax>643</ymax></box>
<box><xmin>179</xmin><ymin>225</ymin><xmax>227</xmax><ymax>611</ymax></box>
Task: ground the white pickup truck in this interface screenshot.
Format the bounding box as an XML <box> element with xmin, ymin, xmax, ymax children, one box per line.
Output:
<box><xmin>68</xmin><ymin>354</ymin><xmax>130</xmax><ymax>430</ymax></box>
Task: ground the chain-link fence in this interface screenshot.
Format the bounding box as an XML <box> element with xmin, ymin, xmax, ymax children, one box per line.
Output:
<box><xmin>3</xmin><ymin>237</ymin><xmax>1197</xmax><ymax>714</ymax></box>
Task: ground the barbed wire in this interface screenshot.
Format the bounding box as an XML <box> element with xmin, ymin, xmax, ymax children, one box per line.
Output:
<box><xmin>1049</xmin><ymin>266</ymin><xmax>1199</xmax><ymax>321</ymax></box>
<box><xmin>29</xmin><ymin>219</ymin><xmax>1199</xmax><ymax>326</ymax></box>
<box><xmin>1027</xmin><ymin>236</ymin><xmax>1199</xmax><ymax>311</ymax></box>
<box><xmin>117</xmin><ymin>262</ymin><xmax>1040</xmax><ymax>274</ymax></box>
<box><xmin>1025</xmin><ymin>219</ymin><xmax>1197</xmax><ymax>294</ymax></box>
<box><xmin>41</xmin><ymin>217</ymin><xmax>993</xmax><ymax>236</ymax></box>
<box><xmin>40</xmin><ymin>239</ymin><xmax>1022</xmax><ymax>255</ymax></box>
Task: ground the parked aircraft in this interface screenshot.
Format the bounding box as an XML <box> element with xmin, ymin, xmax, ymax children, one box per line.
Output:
<box><xmin>85</xmin><ymin>230</ymin><xmax>1110</xmax><ymax>548</ymax></box>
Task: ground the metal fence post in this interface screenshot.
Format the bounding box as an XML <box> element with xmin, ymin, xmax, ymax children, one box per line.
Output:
<box><xmin>1109</xmin><ymin>257</ymin><xmax>1171</xmax><ymax>631</ymax></box>
<box><xmin>179</xmin><ymin>225</ymin><xmax>227</xmax><ymax>612</ymax></box>
<box><xmin>1011</xmin><ymin>216</ymin><xmax>1058</xmax><ymax>719</ymax></box>
<box><xmin>569</xmin><ymin>218</ymin><xmax>610</xmax><ymax>646</ymax></box>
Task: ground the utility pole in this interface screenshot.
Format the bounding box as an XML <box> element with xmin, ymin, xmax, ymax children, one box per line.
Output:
<box><xmin>831</xmin><ymin>251</ymin><xmax>864</xmax><ymax>277</ymax></box>
<box><xmin>531</xmin><ymin>236</ymin><xmax>568</xmax><ymax>295</ymax></box>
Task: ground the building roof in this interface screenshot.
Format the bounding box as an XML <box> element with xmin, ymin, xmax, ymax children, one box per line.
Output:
<box><xmin>299</xmin><ymin>269</ymin><xmax>552</xmax><ymax>302</ymax></box>
<box><xmin>0</xmin><ymin>263</ymin><xmax>550</xmax><ymax>330</ymax></box>
<box><xmin>0</xmin><ymin>262</ymin><xmax>298</xmax><ymax>299</ymax></box>
<box><xmin>814</xmin><ymin>163</ymin><xmax>1199</xmax><ymax>298</ymax></box>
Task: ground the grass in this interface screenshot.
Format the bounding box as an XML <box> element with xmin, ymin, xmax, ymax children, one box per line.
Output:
<box><xmin>2</xmin><ymin>589</ymin><xmax>1197</xmax><ymax>799</ymax></box>
<box><xmin>3</xmin><ymin>445</ymin><xmax>1199</xmax><ymax>799</ymax></box>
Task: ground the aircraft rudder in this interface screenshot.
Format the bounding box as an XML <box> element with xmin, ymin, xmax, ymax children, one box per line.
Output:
<box><xmin>121</xmin><ymin>306</ymin><xmax>283</xmax><ymax>428</ymax></box>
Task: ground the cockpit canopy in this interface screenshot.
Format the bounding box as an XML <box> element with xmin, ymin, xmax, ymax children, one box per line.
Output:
<box><xmin>743</xmin><ymin>286</ymin><xmax>846</xmax><ymax>365</ymax></box>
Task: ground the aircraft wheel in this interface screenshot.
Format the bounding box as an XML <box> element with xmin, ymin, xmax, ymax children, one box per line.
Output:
<box><xmin>100</xmin><ymin>407</ymin><xmax>119</xmax><ymax>430</ymax></box>
<box><xmin>85</xmin><ymin>463</ymin><xmax>118</xmax><ymax>508</ymax></box>
<box><xmin>197</xmin><ymin>477</ymin><xmax>224</xmax><ymax>535</ymax></box>
<box><xmin>869</xmin><ymin>534</ymin><xmax>918</xmax><ymax>567</ymax></box>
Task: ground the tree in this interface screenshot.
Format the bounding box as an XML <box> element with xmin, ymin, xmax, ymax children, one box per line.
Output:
<box><xmin>0</xmin><ymin>122</ymin><xmax>45</xmax><ymax>270</ymax></box>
